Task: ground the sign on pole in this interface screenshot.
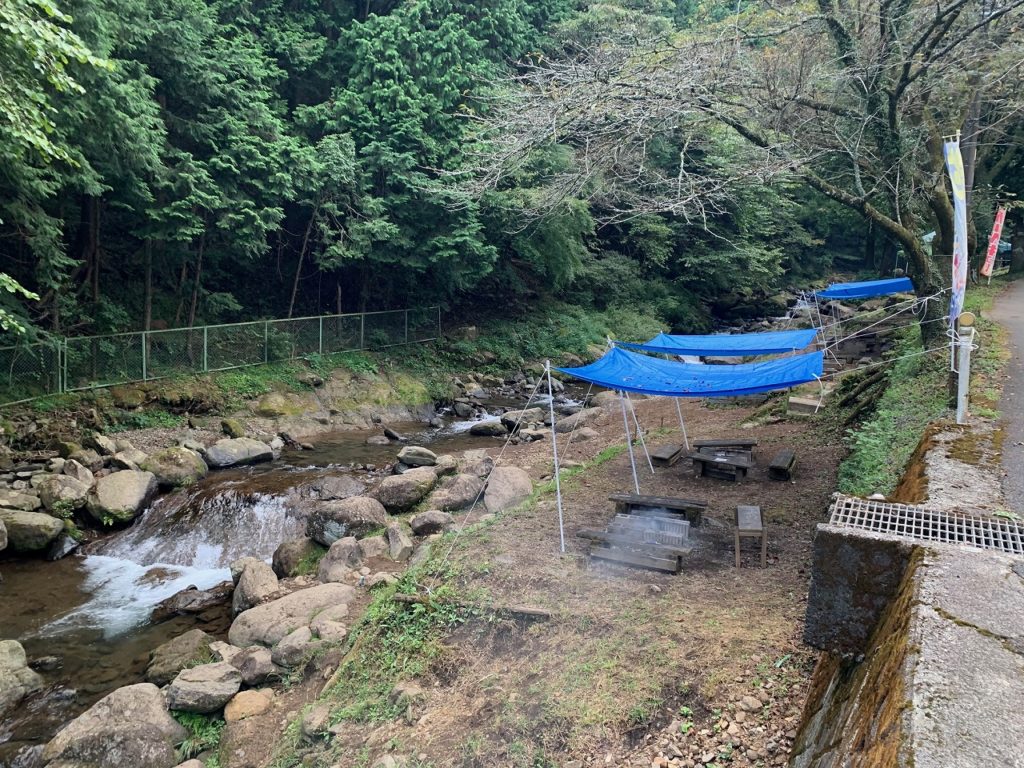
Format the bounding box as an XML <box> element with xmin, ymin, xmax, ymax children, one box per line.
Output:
<box><xmin>981</xmin><ymin>206</ymin><xmax>1007</xmax><ymax>279</ymax></box>
<box><xmin>943</xmin><ymin>136</ymin><xmax>968</xmax><ymax>327</ymax></box>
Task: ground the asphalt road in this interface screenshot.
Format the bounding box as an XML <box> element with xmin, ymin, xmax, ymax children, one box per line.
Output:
<box><xmin>988</xmin><ymin>278</ymin><xmax>1024</xmax><ymax>513</ymax></box>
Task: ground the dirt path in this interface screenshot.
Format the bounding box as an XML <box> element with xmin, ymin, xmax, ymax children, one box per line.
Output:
<box><xmin>988</xmin><ymin>278</ymin><xmax>1024</xmax><ymax>513</ymax></box>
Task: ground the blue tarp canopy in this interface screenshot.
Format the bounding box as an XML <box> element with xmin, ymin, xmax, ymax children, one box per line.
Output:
<box><xmin>556</xmin><ymin>346</ymin><xmax>824</xmax><ymax>397</ymax></box>
<box><xmin>815</xmin><ymin>277</ymin><xmax>914</xmax><ymax>300</ymax></box>
<box><xmin>617</xmin><ymin>328</ymin><xmax>818</xmax><ymax>357</ymax></box>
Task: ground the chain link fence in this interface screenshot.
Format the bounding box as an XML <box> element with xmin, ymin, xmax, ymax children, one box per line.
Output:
<box><xmin>0</xmin><ymin>307</ymin><xmax>441</xmax><ymax>407</ymax></box>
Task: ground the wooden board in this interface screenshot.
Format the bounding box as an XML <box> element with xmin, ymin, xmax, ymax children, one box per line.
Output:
<box><xmin>768</xmin><ymin>449</ymin><xmax>797</xmax><ymax>481</ymax></box>
<box><xmin>577</xmin><ymin>529</ymin><xmax>691</xmax><ymax>555</ymax></box>
<box><xmin>689</xmin><ymin>453</ymin><xmax>753</xmax><ymax>470</ymax></box>
<box><xmin>589</xmin><ymin>545</ymin><xmax>681</xmax><ymax>573</ymax></box>
<box><xmin>651</xmin><ymin>443</ymin><xmax>687</xmax><ymax>467</ymax></box>
<box><xmin>736</xmin><ymin>504</ymin><xmax>763</xmax><ymax>533</ymax></box>
<box><xmin>694</xmin><ymin>438</ymin><xmax>758</xmax><ymax>449</ymax></box>
<box><xmin>608</xmin><ymin>493</ymin><xmax>707</xmax><ymax>511</ymax></box>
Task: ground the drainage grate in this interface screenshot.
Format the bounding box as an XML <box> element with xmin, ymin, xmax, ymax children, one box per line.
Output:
<box><xmin>828</xmin><ymin>494</ymin><xmax>1024</xmax><ymax>556</ymax></box>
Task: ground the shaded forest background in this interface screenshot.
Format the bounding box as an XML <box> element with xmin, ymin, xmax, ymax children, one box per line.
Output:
<box><xmin>1</xmin><ymin>0</ymin><xmax>1021</xmax><ymax>344</ymax></box>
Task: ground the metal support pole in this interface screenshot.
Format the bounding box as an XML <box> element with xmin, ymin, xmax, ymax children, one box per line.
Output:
<box><xmin>405</xmin><ymin>310</ymin><xmax>409</xmax><ymax>344</ymax></box>
<box><xmin>627</xmin><ymin>393</ymin><xmax>654</xmax><ymax>474</ymax></box>
<box><xmin>620</xmin><ymin>390</ymin><xmax>641</xmax><ymax>494</ymax></box>
<box><xmin>545</xmin><ymin>361</ymin><xmax>566</xmax><ymax>553</ymax></box>
<box><xmin>264</xmin><ymin>321</ymin><xmax>269</xmax><ymax>363</ymax></box>
<box><xmin>202</xmin><ymin>327</ymin><xmax>208</xmax><ymax>372</ymax></box>
<box><xmin>360</xmin><ymin>314</ymin><xmax>365</xmax><ymax>349</ymax></box>
<box><xmin>955</xmin><ymin>327</ymin><xmax>975</xmax><ymax>425</ymax></box>
<box><xmin>319</xmin><ymin>316</ymin><xmax>324</xmax><ymax>356</ymax></box>
<box><xmin>62</xmin><ymin>338</ymin><xmax>68</xmax><ymax>394</ymax></box>
<box><xmin>142</xmin><ymin>331</ymin><xmax>149</xmax><ymax>381</ymax></box>
<box><xmin>674</xmin><ymin>398</ymin><xmax>690</xmax><ymax>450</ymax></box>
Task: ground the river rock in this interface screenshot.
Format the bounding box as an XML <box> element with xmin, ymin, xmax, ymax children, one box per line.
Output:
<box><xmin>396</xmin><ymin>446</ymin><xmax>436</xmax><ymax>467</ymax></box>
<box><xmin>569</xmin><ymin>427</ymin><xmax>599</xmax><ymax>443</ymax></box>
<box><xmin>84</xmin><ymin>433</ymin><xmax>118</xmax><ymax>456</ymax></box>
<box><xmin>230</xmin><ymin>556</ymin><xmax>264</xmax><ymax>585</ymax></box>
<box><xmin>469</xmin><ymin>419</ymin><xmax>507</xmax><ymax>437</ymax></box>
<box><xmin>500</xmin><ymin>407</ymin><xmax>546</xmax><ymax>431</ymax></box>
<box><xmin>306</xmin><ymin>496</ymin><xmax>388</xmax><ymax>545</ymax></box>
<box><xmin>62</xmin><ymin>458</ymin><xmax>95</xmax><ymax>485</ymax></box>
<box><xmin>271</xmin><ymin>626</ymin><xmax>317</xmax><ymax>667</ymax></box>
<box><xmin>0</xmin><ymin>640</ymin><xmax>44</xmax><ymax>717</ymax></box>
<box><xmin>590</xmin><ymin>390</ymin><xmax>626</xmax><ymax>410</ymax></box>
<box><xmin>426</xmin><ymin>473</ymin><xmax>484</xmax><ymax>512</ymax></box>
<box><xmin>315</xmin><ymin>474</ymin><xmax>366</xmax><ymax>501</ymax></box>
<box><xmin>233</xmin><ymin>560</ymin><xmax>280</xmax><ymax>614</ymax></box>
<box><xmin>256</xmin><ymin>392</ymin><xmax>292</xmax><ymax>417</ymax></box>
<box><xmin>224</xmin><ymin>690</ymin><xmax>272</xmax><ymax>722</ymax></box>
<box><xmin>317</xmin><ymin>536</ymin><xmax>362</xmax><ymax>582</ymax></box>
<box><xmin>366</xmin><ymin>434</ymin><xmax>390</xmax><ymax>446</ymax></box>
<box><xmin>272</xmin><ymin>537</ymin><xmax>323</xmax><ymax>578</ymax></box>
<box><xmin>461</xmin><ymin>452</ymin><xmax>494</xmax><ymax>478</ymax></box>
<box><xmin>230</xmin><ymin>647</ymin><xmax>279</xmax><ymax>686</ymax></box>
<box><xmin>221</xmin><ymin>418</ymin><xmax>246</xmax><ymax>438</ymax></box>
<box><xmin>54</xmin><ymin>441</ymin><xmax>81</xmax><ymax>458</ymax></box>
<box><xmin>41</xmin><ymin>683</ymin><xmax>187</xmax><ymax>768</ymax></box>
<box><xmin>433</xmin><ymin>454</ymin><xmax>458</xmax><ymax>476</ymax></box>
<box><xmin>358</xmin><ymin>534</ymin><xmax>388</xmax><ymax>560</ymax></box>
<box><xmin>484</xmin><ymin>466</ymin><xmax>532</xmax><ymax>513</ymax></box>
<box><xmin>410</xmin><ymin>536</ymin><xmax>438</xmax><ymax>570</ymax></box>
<box><xmin>0</xmin><ymin>510</ymin><xmax>63</xmax><ymax>551</ymax></box>
<box><xmin>210</xmin><ymin>641</ymin><xmax>242</xmax><ymax>664</ymax></box>
<box><xmin>409</xmin><ymin>510</ymin><xmax>453</xmax><ymax>535</ymax></box>
<box><xmin>175</xmin><ymin>761</ymin><xmax>205</xmax><ymax>768</ymax></box>
<box><xmin>111</xmin><ymin>448</ymin><xmax>150</xmax><ymax>470</ymax></box>
<box><xmin>375</xmin><ymin>467</ymin><xmax>437</xmax><ymax>512</ymax></box>
<box><xmin>0</xmin><ymin>520</ymin><xmax>6</xmax><ymax>552</ymax></box>
<box><xmin>140</xmin><ymin>447</ymin><xmax>208</xmax><ymax>488</ymax></box>
<box><xmin>300</xmin><ymin>703</ymin><xmax>332</xmax><ymax>740</ymax></box>
<box><xmin>167</xmin><ymin>661</ymin><xmax>242</xmax><ymax>713</ymax></box>
<box><xmin>0</xmin><ymin>488</ymin><xmax>41</xmax><ymax>512</ymax></box>
<box><xmin>387</xmin><ymin>524</ymin><xmax>414</xmax><ymax>562</ymax></box>
<box><xmin>205</xmin><ymin>438</ymin><xmax>274</xmax><ymax>468</ymax></box>
<box><xmin>151</xmin><ymin>582</ymin><xmax>233</xmax><ymax>622</ymax></box>
<box><xmin>68</xmin><ymin>447</ymin><xmax>104</xmax><ymax>471</ymax></box>
<box><xmin>37</xmin><ymin>474</ymin><xmax>90</xmax><ymax>513</ymax></box>
<box><xmin>146</xmin><ymin>629</ymin><xmax>214</xmax><ymax>686</ymax></box>
<box><xmin>86</xmin><ymin>470</ymin><xmax>158</xmax><ymax>524</ymax></box>
<box><xmin>228</xmin><ymin>583</ymin><xmax>357</xmax><ymax>647</ymax></box>
<box><xmin>554</xmin><ymin>407</ymin><xmax>605</xmax><ymax>433</ymax></box>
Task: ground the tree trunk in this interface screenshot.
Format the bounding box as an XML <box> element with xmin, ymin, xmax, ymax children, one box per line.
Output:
<box><xmin>288</xmin><ymin>211</ymin><xmax>316</xmax><ymax>319</ymax></box>
<box><xmin>143</xmin><ymin>239</ymin><xmax>153</xmax><ymax>331</ymax></box>
<box><xmin>187</xmin><ymin>231</ymin><xmax>205</xmax><ymax>329</ymax></box>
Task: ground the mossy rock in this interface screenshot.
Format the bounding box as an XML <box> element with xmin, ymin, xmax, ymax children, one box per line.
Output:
<box><xmin>109</xmin><ymin>386</ymin><xmax>147</xmax><ymax>408</ymax></box>
<box><xmin>221</xmin><ymin>418</ymin><xmax>246</xmax><ymax>438</ymax></box>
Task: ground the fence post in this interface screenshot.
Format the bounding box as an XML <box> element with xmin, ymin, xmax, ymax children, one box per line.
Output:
<box><xmin>955</xmin><ymin>326</ymin><xmax>975</xmax><ymax>425</ymax></box>
<box><xmin>264</xmin><ymin>321</ymin><xmax>269</xmax><ymax>363</ymax></box>
<box><xmin>319</xmin><ymin>316</ymin><xmax>324</xmax><ymax>356</ymax></box>
<box><xmin>359</xmin><ymin>314</ymin><xmax>365</xmax><ymax>349</ymax></box>
<box><xmin>203</xmin><ymin>327</ymin><xmax>209</xmax><ymax>372</ymax></box>
<box><xmin>405</xmin><ymin>310</ymin><xmax>409</xmax><ymax>344</ymax></box>
<box><xmin>62</xmin><ymin>338</ymin><xmax>68</xmax><ymax>394</ymax></box>
<box><xmin>437</xmin><ymin>306</ymin><xmax>441</xmax><ymax>339</ymax></box>
<box><xmin>142</xmin><ymin>331</ymin><xmax>148</xmax><ymax>381</ymax></box>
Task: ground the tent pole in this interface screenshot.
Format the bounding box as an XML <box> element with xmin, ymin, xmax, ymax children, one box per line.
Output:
<box><xmin>674</xmin><ymin>398</ymin><xmax>690</xmax><ymax>450</ymax></box>
<box><xmin>619</xmin><ymin>390</ymin><xmax>640</xmax><ymax>494</ymax></box>
<box><xmin>545</xmin><ymin>361</ymin><xmax>566</xmax><ymax>553</ymax></box>
<box><xmin>627</xmin><ymin>392</ymin><xmax>654</xmax><ymax>474</ymax></box>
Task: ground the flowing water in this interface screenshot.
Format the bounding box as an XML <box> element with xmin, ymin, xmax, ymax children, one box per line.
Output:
<box><xmin>0</xmin><ymin>389</ymin><xmax>590</xmax><ymax>765</ymax></box>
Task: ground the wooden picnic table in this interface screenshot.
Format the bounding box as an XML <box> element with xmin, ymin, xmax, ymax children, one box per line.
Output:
<box><xmin>693</xmin><ymin>438</ymin><xmax>758</xmax><ymax>450</ymax></box>
<box><xmin>690</xmin><ymin>451</ymin><xmax>752</xmax><ymax>481</ymax></box>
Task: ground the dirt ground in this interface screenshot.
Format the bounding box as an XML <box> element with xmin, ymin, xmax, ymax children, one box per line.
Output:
<box><xmin>305</xmin><ymin>393</ymin><xmax>846</xmax><ymax>768</ymax></box>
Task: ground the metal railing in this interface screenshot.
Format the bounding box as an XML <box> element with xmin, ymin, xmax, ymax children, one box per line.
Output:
<box><xmin>0</xmin><ymin>307</ymin><xmax>441</xmax><ymax>408</ymax></box>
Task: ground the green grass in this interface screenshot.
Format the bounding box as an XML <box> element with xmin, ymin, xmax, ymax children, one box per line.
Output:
<box><xmin>172</xmin><ymin>712</ymin><xmax>225</xmax><ymax>761</ymax></box>
<box><xmin>106</xmin><ymin>409</ymin><xmax>186</xmax><ymax>432</ymax></box>
<box><xmin>293</xmin><ymin>544</ymin><xmax>328</xmax><ymax>576</ymax></box>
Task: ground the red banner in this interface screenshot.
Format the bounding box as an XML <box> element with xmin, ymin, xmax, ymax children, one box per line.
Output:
<box><xmin>981</xmin><ymin>206</ymin><xmax>1007</xmax><ymax>277</ymax></box>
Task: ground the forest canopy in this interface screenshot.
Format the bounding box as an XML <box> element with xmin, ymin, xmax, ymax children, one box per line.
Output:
<box><xmin>1</xmin><ymin>0</ymin><xmax>1021</xmax><ymax>343</ymax></box>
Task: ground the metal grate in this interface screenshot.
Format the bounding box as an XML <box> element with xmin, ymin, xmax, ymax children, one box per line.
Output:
<box><xmin>828</xmin><ymin>494</ymin><xmax>1024</xmax><ymax>556</ymax></box>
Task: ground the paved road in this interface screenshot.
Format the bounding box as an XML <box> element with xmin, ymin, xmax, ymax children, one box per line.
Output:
<box><xmin>988</xmin><ymin>278</ymin><xmax>1024</xmax><ymax>513</ymax></box>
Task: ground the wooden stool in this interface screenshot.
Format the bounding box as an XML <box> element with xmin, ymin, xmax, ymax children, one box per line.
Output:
<box><xmin>735</xmin><ymin>505</ymin><xmax>767</xmax><ymax>567</ymax></box>
<box><xmin>767</xmin><ymin>449</ymin><xmax>797</xmax><ymax>481</ymax></box>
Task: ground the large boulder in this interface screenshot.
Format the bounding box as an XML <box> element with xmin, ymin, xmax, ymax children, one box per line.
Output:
<box><xmin>315</xmin><ymin>474</ymin><xmax>366</xmax><ymax>501</ymax></box>
<box><xmin>111</xmin><ymin>448</ymin><xmax>149</xmax><ymax>471</ymax></box>
<box><xmin>0</xmin><ymin>640</ymin><xmax>44</xmax><ymax>717</ymax></box>
<box><xmin>166</xmin><ymin>662</ymin><xmax>242</xmax><ymax>713</ymax></box>
<box><xmin>306</xmin><ymin>496</ymin><xmax>387</xmax><ymax>546</ymax></box>
<box><xmin>41</xmin><ymin>683</ymin><xmax>187</xmax><ymax>768</ymax></box>
<box><xmin>204</xmin><ymin>438</ymin><xmax>274</xmax><ymax>469</ymax></box>
<box><xmin>590</xmin><ymin>390</ymin><xmax>626</xmax><ymax>411</ymax></box>
<box><xmin>0</xmin><ymin>510</ymin><xmax>63</xmax><ymax>552</ymax></box>
<box><xmin>228</xmin><ymin>583</ymin><xmax>357</xmax><ymax>648</ymax></box>
<box><xmin>229</xmin><ymin>647</ymin><xmax>279</xmax><ymax>686</ymax></box>
<box><xmin>62</xmin><ymin>458</ymin><xmax>95</xmax><ymax>485</ymax></box>
<box><xmin>86</xmin><ymin>470</ymin><xmax>158</xmax><ymax>525</ymax></box>
<box><xmin>374</xmin><ymin>467</ymin><xmax>437</xmax><ymax>513</ymax></box>
<box><xmin>554</xmin><ymin>407</ymin><xmax>605</xmax><ymax>434</ymax></box>
<box><xmin>396</xmin><ymin>446</ymin><xmax>436</xmax><ymax>467</ymax></box>
<box><xmin>255</xmin><ymin>392</ymin><xmax>292</xmax><ymax>417</ymax></box>
<box><xmin>387</xmin><ymin>524</ymin><xmax>414</xmax><ymax>562</ymax></box>
<box><xmin>409</xmin><ymin>510</ymin><xmax>453</xmax><ymax>536</ymax></box>
<box><xmin>426</xmin><ymin>473</ymin><xmax>484</xmax><ymax>512</ymax></box>
<box><xmin>271</xmin><ymin>626</ymin><xmax>318</xmax><ymax>668</ymax></box>
<box><xmin>272</xmin><ymin>538</ymin><xmax>323</xmax><ymax>578</ymax></box>
<box><xmin>146</xmin><ymin>629</ymin><xmax>214</xmax><ymax>687</ymax></box>
<box><xmin>37</xmin><ymin>474</ymin><xmax>91</xmax><ymax>513</ymax></box>
<box><xmin>84</xmin><ymin>433</ymin><xmax>118</xmax><ymax>456</ymax></box>
<box><xmin>484</xmin><ymin>466</ymin><xmax>533</xmax><ymax>514</ymax></box>
<box><xmin>67</xmin><ymin>447</ymin><xmax>104</xmax><ymax>472</ymax></box>
<box><xmin>0</xmin><ymin>489</ymin><xmax>41</xmax><ymax>512</ymax></box>
<box><xmin>221</xmin><ymin>418</ymin><xmax>246</xmax><ymax>438</ymax></box>
<box><xmin>469</xmin><ymin>419</ymin><xmax>507</xmax><ymax>437</ymax></box>
<box><xmin>140</xmin><ymin>447</ymin><xmax>208</xmax><ymax>489</ymax></box>
<box><xmin>232</xmin><ymin>560</ymin><xmax>279</xmax><ymax>615</ymax></box>
<box><xmin>0</xmin><ymin>519</ymin><xmax>6</xmax><ymax>552</ymax></box>
<box><xmin>500</xmin><ymin>407</ymin><xmax>546</xmax><ymax>431</ymax></box>
<box><xmin>317</xmin><ymin>536</ymin><xmax>362</xmax><ymax>582</ymax></box>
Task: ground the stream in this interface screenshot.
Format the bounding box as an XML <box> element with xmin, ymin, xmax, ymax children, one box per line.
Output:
<box><xmin>0</xmin><ymin>399</ymin><xmax>574</xmax><ymax>767</ymax></box>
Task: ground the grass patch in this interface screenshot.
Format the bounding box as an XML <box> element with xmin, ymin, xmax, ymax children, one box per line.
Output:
<box><xmin>106</xmin><ymin>409</ymin><xmax>186</xmax><ymax>432</ymax></box>
<box><xmin>293</xmin><ymin>544</ymin><xmax>328</xmax><ymax>576</ymax></box>
<box><xmin>173</xmin><ymin>712</ymin><xmax>225</xmax><ymax>761</ymax></box>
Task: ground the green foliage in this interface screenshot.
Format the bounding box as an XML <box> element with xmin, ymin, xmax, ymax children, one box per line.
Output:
<box><xmin>106</xmin><ymin>409</ymin><xmax>185</xmax><ymax>432</ymax></box>
<box><xmin>172</xmin><ymin>711</ymin><xmax>225</xmax><ymax>761</ymax></box>
<box><xmin>294</xmin><ymin>544</ymin><xmax>328</xmax><ymax>576</ymax></box>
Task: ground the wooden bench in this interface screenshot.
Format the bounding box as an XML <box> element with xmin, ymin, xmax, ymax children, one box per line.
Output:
<box><xmin>578</xmin><ymin>515</ymin><xmax>692</xmax><ymax>574</ymax></box>
<box><xmin>735</xmin><ymin>505</ymin><xmax>767</xmax><ymax>567</ymax></box>
<box><xmin>693</xmin><ymin>438</ymin><xmax>758</xmax><ymax>450</ymax></box>
<box><xmin>651</xmin><ymin>443</ymin><xmax>687</xmax><ymax>467</ymax></box>
<box><xmin>608</xmin><ymin>493</ymin><xmax>707</xmax><ymax>526</ymax></box>
<box><xmin>767</xmin><ymin>449</ymin><xmax>797</xmax><ymax>481</ymax></box>
<box><xmin>689</xmin><ymin>452</ymin><xmax>752</xmax><ymax>481</ymax></box>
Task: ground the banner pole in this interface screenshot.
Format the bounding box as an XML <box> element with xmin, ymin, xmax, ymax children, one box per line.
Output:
<box><xmin>545</xmin><ymin>361</ymin><xmax>566</xmax><ymax>554</ymax></box>
<box><xmin>620</xmin><ymin>390</ymin><xmax>641</xmax><ymax>494</ymax></box>
<box><xmin>674</xmin><ymin>398</ymin><xmax>690</xmax><ymax>450</ymax></box>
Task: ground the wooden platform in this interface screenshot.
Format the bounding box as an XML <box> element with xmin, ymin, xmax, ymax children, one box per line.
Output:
<box><xmin>690</xmin><ymin>452</ymin><xmax>752</xmax><ymax>481</ymax></box>
<box><xmin>608</xmin><ymin>493</ymin><xmax>707</xmax><ymax>526</ymax></box>
<box><xmin>768</xmin><ymin>449</ymin><xmax>796</xmax><ymax>481</ymax></box>
<box><xmin>651</xmin><ymin>443</ymin><xmax>687</xmax><ymax>467</ymax></box>
<box><xmin>693</xmin><ymin>438</ymin><xmax>757</xmax><ymax>450</ymax></box>
<box><xmin>735</xmin><ymin>504</ymin><xmax>767</xmax><ymax>567</ymax></box>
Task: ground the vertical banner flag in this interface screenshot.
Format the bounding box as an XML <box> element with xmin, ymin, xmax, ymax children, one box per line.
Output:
<box><xmin>944</xmin><ymin>137</ymin><xmax>968</xmax><ymax>327</ymax></box>
<box><xmin>981</xmin><ymin>206</ymin><xmax>1007</xmax><ymax>278</ymax></box>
